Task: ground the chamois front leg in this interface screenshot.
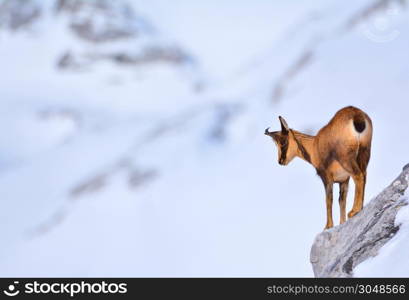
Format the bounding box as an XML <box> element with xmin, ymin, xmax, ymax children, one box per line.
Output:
<box><xmin>339</xmin><ymin>179</ymin><xmax>349</xmax><ymax>224</ymax></box>
<box><xmin>323</xmin><ymin>181</ymin><xmax>334</xmax><ymax>230</ymax></box>
<box><xmin>348</xmin><ymin>172</ymin><xmax>366</xmax><ymax>218</ymax></box>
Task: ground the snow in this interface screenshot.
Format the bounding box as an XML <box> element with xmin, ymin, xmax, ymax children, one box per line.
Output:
<box><xmin>133</xmin><ymin>0</ymin><xmax>333</xmax><ymax>81</ymax></box>
<box><xmin>0</xmin><ymin>0</ymin><xmax>409</xmax><ymax>277</ymax></box>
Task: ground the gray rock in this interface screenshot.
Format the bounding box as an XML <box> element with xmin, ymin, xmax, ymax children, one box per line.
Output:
<box><xmin>53</xmin><ymin>0</ymin><xmax>192</xmax><ymax>70</ymax></box>
<box><xmin>55</xmin><ymin>0</ymin><xmax>143</xmax><ymax>43</ymax></box>
<box><xmin>310</xmin><ymin>165</ymin><xmax>409</xmax><ymax>277</ymax></box>
<box><xmin>0</xmin><ymin>0</ymin><xmax>41</xmax><ymax>31</ymax></box>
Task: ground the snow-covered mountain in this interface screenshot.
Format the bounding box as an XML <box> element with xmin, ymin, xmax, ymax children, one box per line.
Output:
<box><xmin>0</xmin><ymin>0</ymin><xmax>408</xmax><ymax>277</ymax></box>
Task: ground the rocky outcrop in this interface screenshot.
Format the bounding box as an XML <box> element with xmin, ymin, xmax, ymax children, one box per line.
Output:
<box><xmin>310</xmin><ymin>164</ymin><xmax>409</xmax><ymax>277</ymax></box>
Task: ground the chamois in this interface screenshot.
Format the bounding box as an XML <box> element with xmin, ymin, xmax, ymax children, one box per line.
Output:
<box><xmin>265</xmin><ymin>106</ymin><xmax>373</xmax><ymax>229</ymax></box>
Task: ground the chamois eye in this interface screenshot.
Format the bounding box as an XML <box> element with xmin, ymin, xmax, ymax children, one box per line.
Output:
<box><xmin>280</xmin><ymin>138</ymin><xmax>288</xmax><ymax>145</ymax></box>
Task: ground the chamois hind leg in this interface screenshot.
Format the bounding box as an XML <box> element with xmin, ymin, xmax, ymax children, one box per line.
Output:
<box><xmin>348</xmin><ymin>172</ymin><xmax>366</xmax><ymax>218</ymax></box>
<box><xmin>338</xmin><ymin>155</ymin><xmax>366</xmax><ymax>219</ymax></box>
<box><xmin>322</xmin><ymin>179</ymin><xmax>334</xmax><ymax>230</ymax></box>
<box><xmin>339</xmin><ymin>178</ymin><xmax>349</xmax><ymax>224</ymax></box>
<box><xmin>348</xmin><ymin>145</ymin><xmax>370</xmax><ymax>218</ymax></box>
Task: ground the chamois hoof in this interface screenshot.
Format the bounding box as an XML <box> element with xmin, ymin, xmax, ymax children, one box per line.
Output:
<box><xmin>348</xmin><ymin>210</ymin><xmax>359</xmax><ymax>218</ymax></box>
<box><xmin>324</xmin><ymin>223</ymin><xmax>333</xmax><ymax>230</ymax></box>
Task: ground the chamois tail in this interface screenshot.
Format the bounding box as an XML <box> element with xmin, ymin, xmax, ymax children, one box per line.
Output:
<box><xmin>353</xmin><ymin>113</ymin><xmax>366</xmax><ymax>134</ymax></box>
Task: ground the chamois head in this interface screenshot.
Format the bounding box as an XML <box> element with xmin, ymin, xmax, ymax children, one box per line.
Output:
<box><xmin>264</xmin><ymin>116</ymin><xmax>298</xmax><ymax>166</ymax></box>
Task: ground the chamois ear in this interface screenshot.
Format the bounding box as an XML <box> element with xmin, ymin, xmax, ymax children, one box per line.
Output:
<box><xmin>279</xmin><ymin>116</ymin><xmax>289</xmax><ymax>134</ymax></box>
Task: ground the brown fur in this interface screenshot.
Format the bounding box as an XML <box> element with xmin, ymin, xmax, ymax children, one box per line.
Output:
<box><xmin>265</xmin><ymin>106</ymin><xmax>373</xmax><ymax>230</ymax></box>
